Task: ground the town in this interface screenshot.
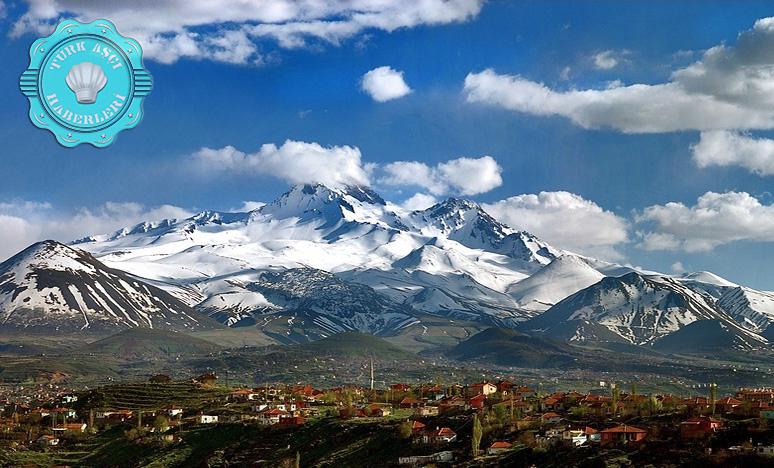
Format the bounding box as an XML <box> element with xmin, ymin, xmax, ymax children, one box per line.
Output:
<box><xmin>2</xmin><ymin>373</ymin><xmax>774</xmax><ymax>467</ymax></box>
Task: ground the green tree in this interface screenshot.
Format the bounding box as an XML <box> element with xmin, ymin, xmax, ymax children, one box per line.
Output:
<box><xmin>153</xmin><ymin>415</ymin><xmax>169</xmax><ymax>432</ymax></box>
<box><xmin>709</xmin><ymin>383</ymin><xmax>717</xmax><ymax>415</ymax></box>
<box><xmin>611</xmin><ymin>383</ymin><xmax>620</xmax><ymax>416</ymax></box>
<box><xmin>398</xmin><ymin>420</ymin><xmax>413</xmax><ymax>439</ymax></box>
<box><xmin>472</xmin><ymin>414</ymin><xmax>483</xmax><ymax>457</ymax></box>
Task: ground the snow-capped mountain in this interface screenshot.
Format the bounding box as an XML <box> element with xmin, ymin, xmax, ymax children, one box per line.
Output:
<box><xmin>407</xmin><ymin>198</ymin><xmax>560</xmax><ymax>272</ymax></box>
<box><xmin>521</xmin><ymin>271</ymin><xmax>767</xmax><ymax>349</ymax></box>
<box><xmin>507</xmin><ymin>255</ymin><xmax>605</xmax><ymax>313</ymax></box>
<box><xmin>62</xmin><ymin>184</ymin><xmax>569</xmax><ymax>337</ymax></box>
<box><xmin>2</xmin><ymin>183</ymin><xmax>772</xmax><ymax>350</ymax></box>
<box><xmin>0</xmin><ymin>241</ymin><xmax>214</xmax><ymax>333</ymax></box>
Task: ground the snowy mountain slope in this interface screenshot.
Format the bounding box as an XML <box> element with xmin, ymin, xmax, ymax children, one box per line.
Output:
<box><xmin>63</xmin><ymin>184</ymin><xmax>571</xmax><ymax>333</ymax></box>
<box><xmin>0</xmin><ymin>241</ymin><xmax>215</xmax><ymax>333</ymax></box>
<box><xmin>244</xmin><ymin>268</ymin><xmax>419</xmax><ymax>335</ymax></box>
<box><xmin>407</xmin><ymin>198</ymin><xmax>561</xmax><ymax>272</ymax></box>
<box><xmin>507</xmin><ymin>255</ymin><xmax>605</xmax><ymax>313</ymax></box>
<box><xmin>677</xmin><ymin>272</ymin><xmax>774</xmax><ymax>333</ymax></box>
<box><xmin>340</xmin><ymin>267</ymin><xmax>531</xmax><ymax>326</ymax></box>
<box><xmin>716</xmin><ymin>287</ymin><xmax>774</xmax><ymax>333</ymax></box>
<box><xmin>521</xmin><ymin>271</ymin><xmax>766</xmax><ymax>347</ymax></box>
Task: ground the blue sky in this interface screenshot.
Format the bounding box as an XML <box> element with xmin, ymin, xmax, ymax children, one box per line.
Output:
<box><xmin>3</xmin><ymin>1</ymin><xmax>774</xmax><ymax>288</ymax></box>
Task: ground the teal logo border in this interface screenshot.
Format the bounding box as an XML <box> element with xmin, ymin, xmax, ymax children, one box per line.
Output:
<box><xmin>20</xmin><ymin>19</ymin><xmax>152</xmax><ymax>148</ymax></box>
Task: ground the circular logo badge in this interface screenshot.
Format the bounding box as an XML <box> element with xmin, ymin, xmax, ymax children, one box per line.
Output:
<box><xmin>20</xmin><ymin>19</ymin><xmax>152</xmax><ymax>147</ymax></box>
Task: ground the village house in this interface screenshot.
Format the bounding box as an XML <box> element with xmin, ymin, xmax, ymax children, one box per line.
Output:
<box><xmin>279</xmin><ymin>414</ymin><xmax>305</xmax><ymax>427</ymax></box>
<box><xmin>600</xmin><ymin>425</ymin><xmax>647</xmax><ymax>445</ymax></box>
<box><xmin>541</xmin><ymin>412</ymin><xmax>562</xmax><ymax>424</ymax></box>
<box><xmin>196</xmin><ymin>414</ymin><xmax>218</xmax><ymax>424</ymax></box>
<box><xmin>585</xmin><ymin>427</ymin><xmax>601</xmax><ymax>443</ymax></box>
<box><xmin>467</xmin><ymin>382</ymin><xmax>497</xmax><ymax>397</ymax></box>
<box><xmin>52</xmin><ymin>407</ymin><xmax>77</xmax><ymax>419</ymax></box>
<box><xmin>400</xmin><ymin>397</ymin><xmax>422</xmax><ymax>408</ymax></box>
<box><xmin>563</xmin><ymin>428</ymin><xmax>588</xmax><ymax>446</ymax></box>
<box><xmin>164</xmin><ymin>407</ymin><xmax>184</xmax><ymax>418</ymax></box>
<box><xmin>415</xmin><ymin>405</ymin><xmax>439</xmax><ymax>417</ymax></box>
<box><xmin>715</xmin><ymin>397</ymin><xmax>743</xmax><ymax>414</ymax></box>
<box><xmin>411</xmin><ymin>420</ymin><xmax>426</xmax><ymax>435</ymax></box>
<box><xmin>439</xmin><ymin>396</ymin><xmax>467</xmax><ymax>414</ymax></box>
<box><xmin>487</xmin><ymin>441</ymin><xmax>512</xmax><ymax>454</ymax></box>
<box><xmin>258</xmin><ymin>408</ymin><xmax>287</xmax><ymax>425</ymax></box>
<box><xmin>468</xmin><ymin>394</ymin><xmax>486</xmax><ymax>410</ymax></box>
<box><xmin>53</xmin><ymin>422</ymin><xmax>87</xmax><ymax>433</ymax></box>
<box><xmin>496</xmin><ymin>380</ymin><xmax>513</xmax><ymax>394</ymax></box>
<box><xmin>230</xmin><ymin>389</ymin><xmax>260</xmax><ymax>401</ymax></box>
<box><xmin>423</xmin><ymin>427</ymin><xmax>457</xmax><ymax>444</ymax></box>
<box><xmin>390</xmin><ymin>383</ymin><xmax>411</xmax><ymax>392</ymax></box>
<box><xmin>680</xmin><ymin>416</ymin><xmax>723</xmax><ymax>440</ymax></box>
<box><xmin>367</xmin><ymin>403</ymin><xmax>392</xmax><ymax>417</ymax></box>
<box><xmin>736</xmin><ymin>388</ymin><xmax>774</xmax><ymax>403</ymax></box>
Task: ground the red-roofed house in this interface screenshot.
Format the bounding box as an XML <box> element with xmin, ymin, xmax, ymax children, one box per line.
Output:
<box><xmin>468</xmin><ymin>394</ymin><xmax>486</xmax><ymax>410</ymax></box>
<box><xmin>680</xmin><ymin>416</ymin><xmax>722</xmax><ymax>440</ymax></box>
<box><xmin>487</xmin><ymin>441</ymin><xmax>512</xmax><ymax>454</ymax></box>
<box><xmin>423</xmin><ymin>427</ymin><xmax>457</xmax><ymax>444</ymax></box>
<box><xmin>467</xmin><ymin>382</ymin><xmax>497</xmax><ymax>397</ymax></box>
<box><xmin>541</xmin><ymin>412</ymin><xmax>562</xmax><ymax>424</ymax></box>
<box><xmin>601</xmin><ymin>425</ymin><xmax>647</xmax><ymax>445</ymax></box>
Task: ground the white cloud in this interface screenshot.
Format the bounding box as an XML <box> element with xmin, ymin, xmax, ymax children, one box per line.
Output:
<box><xmin>671</xmin><ymin>261</ymin><xmax>685</xmax><ymax>274</ymax></box>
<box><xmin>192</xmin><ymin>140</ymin><xmax>371</xmax><ymax>189</ymax></box>
<box><xmin>0</xmin><ymin>200</ymin><xmax>192</xmax><ymax>262</ymax></box>
<box><xmin>361</xmin><ymin>66</ymin><xmax>412</xmax><ymax>102</ymax></box>
<box><xmin>12</xmin><ymin>0</ymin><xmax>483</xmax><ymax>65</ymax></box>
<box><xmin>592</xmin><ymin>50</ymin><xmax>620</xmax><ymax>70</ymax></box>
<box><xmin>483</xmin><ymin>191</ymin><xmax>629</xmax><ymax>258</ymax></box>
<box><xmin>380</xmin><ymin>156</ymin><xmax>502</xmax><ymax>195</ymax></box>
<box><xmin>692</xmin><ymin>130</ymin><xmax>774</xmax><ymax>175</ymax></box>
<box><xmin>399</xmin><ymin>193</ymin><xmax>438</xmax><ymax>211</ymax></box>
<box><xmin>463</xmin><ymin>17</ymin><xmax>774</xmax><ymax>133</ymax></box>
<box><xmin>636</xmin><ymin>191</ymin><xmax>774</xmax><ymax>252</ymax></box>
<box><xmin>233</xmin><ymin>201</ymin><xmax>266</xmax><ymax>212</ymax></box>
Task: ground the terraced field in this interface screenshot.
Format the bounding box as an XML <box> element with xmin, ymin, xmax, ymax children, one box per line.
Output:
<box><xmin>78</xmin><ymin>382</ymin><xmax>229</xmax><ymax>411</ymax></box>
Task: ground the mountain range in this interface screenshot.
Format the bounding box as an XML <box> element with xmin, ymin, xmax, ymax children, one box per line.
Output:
<box><xmin>2</xmin><ymin>183</ymin><xmax>774</xmax><ymax>353</ymax></box>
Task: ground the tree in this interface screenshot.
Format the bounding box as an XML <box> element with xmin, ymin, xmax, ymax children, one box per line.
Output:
<box><xmin>611</xmin><ymin>383</ymin><xmax>620</xmax><ymax>416</ymax></box>
<box><xmin>709</xmin><ymin>383</ymin><xmax>718</xmax><ymax>415</ymax></box>
<box><xmin>153</xmin><ymin>415</ymin><xmax>169</xmax><ymax>432</ymax></box>
<box><xmin>493</xmin><ymin>404</ymin><xmax>507</xmax><ymax>424</ymax></box>
<box><xmin>398</xmin><ymin>420</ymin><xmax>413</xmax><ymax>439</ymax></box>
<box><xmin>472</xmin><ymin>414</ymin><xmax>483</xmax><ymax>457</ymax></box>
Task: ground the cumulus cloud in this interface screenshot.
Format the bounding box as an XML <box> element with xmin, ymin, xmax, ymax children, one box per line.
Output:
<box><xmin>398</xmin><ymin>193</ymin><xmax>438</xmax><ymax>211</ymax></box>
<box><xmin>464</xmin><ymin>17</ymin><xmax>774</xmax><ymax>133</ymax></box>
<box><xmin>692</xmin><ymin>130</ymin><xmax>774</xmax><ymax>175</ymax></box>
<box><xmin>483</xmin><ymin>191</ymin><xmax>629</xmax><ymax>258</ymax></box>
<box><xmin>192</xmin><ymin>140</ymin><xmax>371</xmax><ymax>189</ymax></box>
<box><xmin>636</xmin><ymin>191</ymin><xmax>774</xmax><ymax>252</ymax></box>
<box><xmin>192</xmin><ymin>141</ymin><xmax>503</xmax><ymax>196</ymax></box>
<box><xmin>671</xmin><ymin>261</ymin><xmax>686</xmax><ymax>274</ymax></box>
<box><xmin>0</xmin><ymin>200</ymin><xmax>192</xmax><ymax>262</ymax></box>
<box><xmin>12</xmin><ymin>0</ymin><xmax>483</xmax><ymax>64</ymax></box>
<box><xmin>361</xmin><ymin>66</ymin><xmax>412</xmax><ymax>102</ymax></box>
<box><xmin>380</xmin><ymin>156</ymin><xmax>502</xmax><ymax>195</ymax></box>
<box><xmin>592</xmin><ymin>50</ymin><xmax>623</xmax><ymax>70</ymax></box>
